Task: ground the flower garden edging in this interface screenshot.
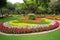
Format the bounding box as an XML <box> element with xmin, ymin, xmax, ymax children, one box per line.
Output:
<box><xmin>0</xmin><ymin>26</ymin><xmax>60</xmax><ymax>36</ymax></box>
<box><xmin>0</xmin><ymin>21</ymin><xmax>60</xmax><ymax>36</ymax></box>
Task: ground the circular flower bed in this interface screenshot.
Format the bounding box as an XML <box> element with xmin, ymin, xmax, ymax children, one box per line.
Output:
<box><xmin>0</xmin><ymin>19</ymin><xmax>59</xmax><ymax>34</ymax></box>
<box><xmin>3</xmin><ymin>18</ymin><xmax>53</xmax><ymax>28</ymax></box>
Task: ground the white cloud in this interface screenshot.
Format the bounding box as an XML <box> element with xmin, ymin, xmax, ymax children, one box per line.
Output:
<box><xmin>7</xmin><ymin>0</ymin><xmax>24</xmax><ymax>4</ymax></box>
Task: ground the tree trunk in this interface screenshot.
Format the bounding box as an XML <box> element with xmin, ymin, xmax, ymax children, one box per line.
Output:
<box><xmin>0</xmin><ymin>8</ymin><xmax>4</xmax><ymax>19</ymax></box>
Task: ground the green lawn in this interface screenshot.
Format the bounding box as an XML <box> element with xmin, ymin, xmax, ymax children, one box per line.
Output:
<box><xmin>0</xmin><ymin>16</ymin><xmax>21</xmax><ymax>22</ymax></box>
<box><xmin>0</xmin><ymin>16</ymin><xmax>50</xmax><ymax>24</ymax></box>
<box><xmin>0</xmin><ymin>16</ymin><xmax>60</xmax><ymax>40</ymax></box>
<box><xmin>0</xmin><ymin>29</ymin><xmax>60</xmax><ymax>40</ymax></box>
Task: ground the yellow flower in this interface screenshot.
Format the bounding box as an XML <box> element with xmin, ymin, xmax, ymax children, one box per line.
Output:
<box><xmin>8</xmin><ymin>20</ymin><xmax>37</xmax><ymax>27</ymax></box>
<box><xmin>45</xmin><ymin>19</ymin><xmax>51</xmax><ymax>23</ymax></box>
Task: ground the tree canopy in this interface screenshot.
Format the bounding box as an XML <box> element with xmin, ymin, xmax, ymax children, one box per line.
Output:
<box><xmin>0</xmin><ymin>0</ymin><xmax>7</xmax><ymax>8</ymax></box>
<box><xmin>23</xmin><ymin>0</ymin><xmax>51</xmax><ymax>14</ymax></box>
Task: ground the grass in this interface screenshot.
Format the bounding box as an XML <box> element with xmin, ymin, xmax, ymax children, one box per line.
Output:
<box><xmin>0</xmin><ymin>16</ymin><xmax>60</xmax><ymax>40</ymax></box>
<box><xmin>0</xmin><ymin>29</ymin><xmax>60</xmax><ymax>40</ymax></box>
<box><xmin>0</xmin><ymin>16</ymin><xmax>21</xmax><ymax>22</ymax></box>
<box><xmin>1</xmin><ymin>16</ymin><xmax>50</xmax><ymax>24</ymax></box>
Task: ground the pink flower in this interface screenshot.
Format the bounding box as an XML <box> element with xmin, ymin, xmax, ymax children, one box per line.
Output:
<box><xmin>0</xmin><ymin>23</ymin><xmax>3</xmax><ymax>29</ymax></box>
<box><xmin>42</xmin><ymin>27</ymin><xmax>49</xmax><ymax>31</ymax></box>
<box><xmin>30</xmin><ymin>28</ymin><xmax>35</xmax><ymax>31</ymax></box>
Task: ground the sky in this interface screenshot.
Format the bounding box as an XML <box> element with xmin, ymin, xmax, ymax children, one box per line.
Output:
<box><xmin>7</xmin><ymin>0</ymin><xmax>24</xmax><ymax>4</ymax></box>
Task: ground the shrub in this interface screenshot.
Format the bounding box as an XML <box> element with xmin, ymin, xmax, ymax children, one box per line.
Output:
<box><xmin>28</xmin><ymin>14</ymin><xmax>35</xmax><ymax>20</ymax></box>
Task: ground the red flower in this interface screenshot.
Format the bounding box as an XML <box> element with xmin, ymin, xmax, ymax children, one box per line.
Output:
<box><xmin>42</xmin><ymin>27</ymin><xmax>49</xmax><ymax>31</ymax></box>
<box><xmin>0</xmin><ymin>23</ymin><xmax>3</xmax><ymax>29</ymax></box>
<box><xmin>30</xmin><ymin>28</ymin><xmax>35</xmax><ymax>31</ymax></box>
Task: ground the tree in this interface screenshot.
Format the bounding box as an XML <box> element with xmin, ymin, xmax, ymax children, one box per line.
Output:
<box><xmin>23</xmin><ymin>0</ymin><xmax>37</xmax><ymax>13</ymax></box>
<box><xmin>0</xmin><ymin>0</ymin><xmax>6</xmax><ymax>8</ymax></box>
<box><xmin>23</xmin><ymin>0</ymin><xmax>51</xmax><ymax>14</ymax></box>
<box><xmin>14</xmin><ymin>3</ymin><xmax>26</xmax><ymax>14</ymax></box>
<box><xmin>51</xmin><ymin>0</ymin><xmax>60</xmax><ymax>15</ymax></box>
<box><xmin>0</xmin><ymin>0</ymin><xmax>7</xmax><ymax>18</ymax></box>
<box><xmin>7</xmin><ymin>2</ymin><xmax>15</xmax><ymax>15</ymax></box>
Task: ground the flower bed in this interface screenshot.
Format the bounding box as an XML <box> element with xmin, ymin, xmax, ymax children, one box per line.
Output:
<box><xmin>3</xmin><ymin>18</ymin><xmax>53</xmax><ymax>28</ymax></box>
<box><xmin>0</xmin><ymin>21</ymin><xmax>59</xmax><ymax>34</ymax></box>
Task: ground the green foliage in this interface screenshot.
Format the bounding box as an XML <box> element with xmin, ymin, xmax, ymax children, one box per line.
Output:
<box><xmin>28</xmin><ymin>14</ymin><xmax>35</xmax><ymax>20</ymax></box>
<box><xmin>14</xmin><ymin>3</ymin><xmax>26</xmax><ymax>14</ymax></box>
<box><xmin>0</xmin><ymin>0</ymin><xmax>53</xmax><ymax>16</ymax></box>
<box><xmin>0</xmin><ymin>0</ymin><xmax>7</xmax><ymax>8</ymax></box>
<box><xmin>51</xmin><ymin>0</ymin><xmax>60</xmax><ymax>15</ymax></box>
<box><xmin>0</xmin><ymin>0</ymin><xmax>7</xmax><ymax>18</ymax></box>
<box><xmin>23</xmin><ymin>0</ymin><xmax>51</xmax><ymax>14</ymax></box>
